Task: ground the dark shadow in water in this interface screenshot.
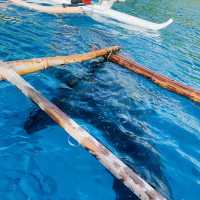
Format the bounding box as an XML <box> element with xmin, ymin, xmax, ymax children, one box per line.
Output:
<box><xmin>24</xmin><ymin>60</ymin><xmax>173</xmax><ymax>200</ymax></box>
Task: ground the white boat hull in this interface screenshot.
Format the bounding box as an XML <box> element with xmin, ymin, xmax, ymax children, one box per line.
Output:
<box><xmin>83</xmin><ymin>5</ymin><xmax>173</xmax><ymax>30</ymax></box>
<box><xmin>10</xmin><ymin>0</ymin><xmax>173</xmax><ymax>31</ymax></box>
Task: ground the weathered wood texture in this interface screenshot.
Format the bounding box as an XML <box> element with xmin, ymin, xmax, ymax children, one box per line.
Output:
<box><xmin>0</xmin><ymin>67</ymin><xmax>166</xmax><ymax>200</ymax></box>
<box><xmin>110</xmin><ymin>54</ymin><xmax>200</xmax><ymax>103</ymax></box>
<box><xmin>10</xmin><ymin>0</ymin><xmax>84</xmax><ymax>14</ymax></box>
<box><xmin>1</xmin><ymin>46</ymin><xmax>120</xmax><ymax>80</ymax></box>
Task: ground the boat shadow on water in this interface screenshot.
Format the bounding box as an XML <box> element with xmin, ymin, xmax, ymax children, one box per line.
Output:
<box><xmin>24</xmin><ymin>60</ymin><xmax>173</xmax><ymax>200</ymax></box>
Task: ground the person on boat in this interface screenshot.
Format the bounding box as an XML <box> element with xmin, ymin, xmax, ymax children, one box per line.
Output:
<box><xmin>60</xmin><ymin>0</ymin><xmax>121</xmax><ymax>7</ymax></box>
<box><xmin>57</xmin><ymin>0</ymin><xmax>92</xmax><ymax>6</ymax></box>
<box><xmin>60</xmin><ymin>0</ymin><xmax>122</xmax><ymax>7</ymax></box>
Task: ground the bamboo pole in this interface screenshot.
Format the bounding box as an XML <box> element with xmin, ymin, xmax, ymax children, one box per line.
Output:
<box><xmin>0</xmin><ymin>67</ymin><xmax>166</xmax><ymax>200</ymax></box>
<box><xmin>1</xmin><ymin>46</ymin><xmax>120</xmax><ymax>80</ymax></box>
<box><xmin>109</xmin><ymin>54</ymin><xmax>200</xmax><ymax>103</ymax></box>
<box><xmin>2</xmin><ymin>47</ymin><xmax>199</xmax><ymax>104</ymax></box>
<box><xmin>9</xmin><ymin>0</ymin><xmax>84</xmax><ymax>14</ymax></box>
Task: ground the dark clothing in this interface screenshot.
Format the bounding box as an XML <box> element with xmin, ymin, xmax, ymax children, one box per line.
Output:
<box><xmin>62</xmin><ymin>0</ymin><xmax>91</xmax><ymax>7</ymax></box>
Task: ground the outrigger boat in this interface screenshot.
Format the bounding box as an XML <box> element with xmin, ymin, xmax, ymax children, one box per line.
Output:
<box><xmin>8</xmin><ymin>0</ymin><xmax>173</xmax><ymax>30</ymax></box>
<box><xmin>1</xmin><ymin>45</ymin><xmax>200</xmax><ymax>200</ymax></box>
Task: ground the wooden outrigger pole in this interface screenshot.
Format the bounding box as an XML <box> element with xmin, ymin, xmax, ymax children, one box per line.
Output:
<box><xmin>3</xmin><ymin>47</ymin><xmax>200</xmax><ymax>104</ymax></box>
<box><xmin>0</xmin><ymin>66</ymin><xmax>166</xmax><ymax>200</ymax></box>
<box><xmin>109</xmin><ymin>54</ymin><xmax>200</xmax><ymax>104</ymax></box>
<box><xmin>9</xmin><ymin>0</ymin><xmax>84</xmax><ymax>14</ymax></box>
<box><xmin>1</xmin><ymin>46</ymin><xmax>120</xmax><ymax>80</ymax></box>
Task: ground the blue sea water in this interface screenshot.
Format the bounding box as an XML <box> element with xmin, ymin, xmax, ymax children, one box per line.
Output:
<box><xmin>0</xmin><ymin>0</ymin><xmax>200</xmax><ymax>199</ymax></box>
